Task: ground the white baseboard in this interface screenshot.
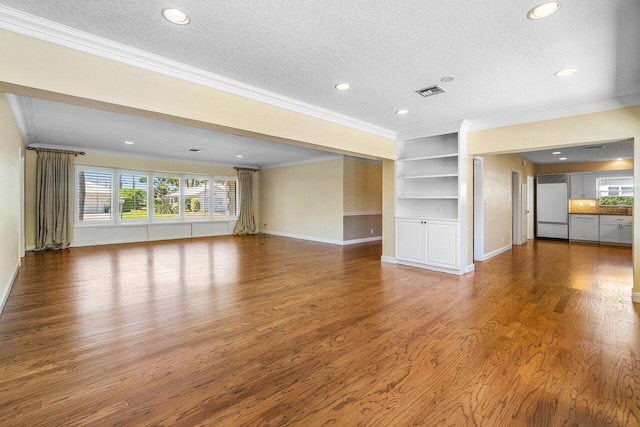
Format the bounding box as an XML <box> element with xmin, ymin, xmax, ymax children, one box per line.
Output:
<box><xmin>264</xmin><ymin>230</ymin><xmax>343</xmax><ymax>245</ymax></box>
<box><xmin>476</xmin><ymin>244</ymin><xmax>512</xmax><ymax>261</ymax></box>
<box><xmin>26</xmin><ymin>245</ymin><xmax>35</xmax><ymax>251</ymax></box>
<box><xmin>381</xmin><ymin>255</ymin><xmax>396</xmax><ymax>264</ymax></box>
<box><xmin>633</xmin><ymin>291</ymin><xmax>640</xmax><ymax>304</ymax></box>
<box><xmin>343</xmin><ymin>236</ymin><xmax>382</xmax><ymax>245</ymax></box>
<box><xmin>0</xmin><ymin>261</ymin><xmax>19</xmax><ymax>315</ymax></box>
<box><xmin>466</xmin><ymin>264</ymin><xmax>475</xmax><ymax>273</ymax></box>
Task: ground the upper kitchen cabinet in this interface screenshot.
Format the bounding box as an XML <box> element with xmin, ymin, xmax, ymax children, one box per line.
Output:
<box><xmin>570</xmin><ymin>174</ymin><xmax>597</xmax><ymax>199</ymax></box>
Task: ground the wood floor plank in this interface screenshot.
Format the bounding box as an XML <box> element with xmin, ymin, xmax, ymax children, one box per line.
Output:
<box><xmin>0</xmin><ymin>236</ymin><xmax>637</xmax><ymax>425</ymax></box>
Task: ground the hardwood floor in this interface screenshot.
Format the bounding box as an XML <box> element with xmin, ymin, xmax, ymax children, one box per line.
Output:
<box><xmin>0</xmin><ymin>236</ymin><xmax>638</xmax><ymax>426</ymax></box>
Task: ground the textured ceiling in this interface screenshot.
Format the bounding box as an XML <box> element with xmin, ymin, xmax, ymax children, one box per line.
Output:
<box><xmin>13</xmin><ymin>96</ymin><xmax>343</xmax><ymax>169</ymax></box>
<box><xmin>519</xmin><ymin>140</ymin><xmax>633</xmax><ymax>165</ymax></box>
<box><xmin>1</xmin><ymin>0</ymin><xmax>639</xmax><ymax>133</ymax></box>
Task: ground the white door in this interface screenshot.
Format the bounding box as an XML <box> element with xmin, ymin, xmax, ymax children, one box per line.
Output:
<box><xmin>527</xmin><ymin>175</ymin><xmax>534</xmax><ymax>239</ymax></box>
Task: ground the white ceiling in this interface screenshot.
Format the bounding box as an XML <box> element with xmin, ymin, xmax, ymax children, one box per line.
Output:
<box><xmin>518</xmin><ymin>140</ymin><xmax>633</xmax><ymax>165</ymax></box>
<box><xmin>11</xmin><ymin>96</ymin><xmax>342</xmax><ymax>169</ymax></box>
<box><xmin>0</xmin><ymin>0</ymin><xmax>639</xmax><ymax>135</ymax></box>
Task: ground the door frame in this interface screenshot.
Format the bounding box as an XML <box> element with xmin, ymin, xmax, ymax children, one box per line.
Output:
<box><xmin>512</xmin><ymin>170</ymin><xmax>524</xmax><ymax>245</ymax></box>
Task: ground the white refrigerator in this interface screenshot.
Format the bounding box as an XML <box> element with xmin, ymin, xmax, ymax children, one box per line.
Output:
<box><xmin>536</xmin><ymin>174</ymin><xmax>569</xmax><ymax>239</ymax></box>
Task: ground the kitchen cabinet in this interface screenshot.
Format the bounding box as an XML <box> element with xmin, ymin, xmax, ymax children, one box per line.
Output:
<box><xmin>570</xmin><ymin>174</ymin><xmax>597</xmax><ymax>199</ymax></box>
<box><xmin>569</xmin><ymin>214</ymin><xmax>599</xmax><ymax>241</ymax></box>
<box><xmin>599</xmin><ymin>215</ymin><xmax>632</xmax><ymax>244</ymax></box>
<box><xmin>395</xmin><ymin>218</ymin><xmax>459</xmax><ymax>270</ymax></box>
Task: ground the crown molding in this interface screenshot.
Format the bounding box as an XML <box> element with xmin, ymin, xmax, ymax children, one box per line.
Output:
<box><xmin>469</xmin><ymin>93</ymin><xmax>640</xmax><ymax>132</ymax></box>
<box><xmin>396</xmin><ymin>119</ymin><xmax>469</xmax><ymax>141</ymax></box>
<box><xmin>26</xmin><ymin>143</ymin><xmax>260</xmax><ymax>170</ymax></box>
<box><xmin>6</xmin><ymin>93</ymin><xmax>36</xmax><ymax>144</ymax></box>
<box><xmin>261</xmin><ymin>155</ymin><xmax>343</xmax><ymax>170</ymax></box>
<box><xmin>0</xmin><ymin>5</ymin><xmax>396</xmax><ymax>140</ymax></box>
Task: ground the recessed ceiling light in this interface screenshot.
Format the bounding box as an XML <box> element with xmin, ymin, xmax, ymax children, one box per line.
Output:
<box><xmin>617</xmin><ymin>158</ymin><xmax>623</xmax><ymax>161</ymax></box>
<box><xmin>552</xmin><ymin>151</ymin><xmax>561</xmax><ymax>154</ymax></box>
<box><xmin>396</xmin><ymin>108</ymin><xmax>409</xmax><ymax>115</ymax></box>
<box><xmin>440</xmin><ymin>76</ymin><xmax>455</xmax><ymax>83</ymax></box>
<box><xmin>527</xmin><ymin>2</ymin><xmax>561</xmax><ymax>20</ymax></box>
<box><xmin>335</xmin><ymin>83</ymin><xmax>351</xmax><ymax>91</ymax></box>
<box><xmin>554</xmin><ymin>68</ymin><xmax>578</xmax><ymax>77</ymax></box>
<box><xmin>162</xmin><ymin>8</ymin><xmax>190</xmax><ymax>25</ymax></box>
<box><xmin>559</xmin><ymin>157</ymin><xmax>567</xmax><ymax>160</ymax></box>
<box><xmin>124</xmin><ymin>141</ymin><xmax>134</xmax><ymax>145</ymax></box>
<box><xmin>236</xmin><ymin>155</ymin><xmax>243</xmax><ymax>158</ymax></box>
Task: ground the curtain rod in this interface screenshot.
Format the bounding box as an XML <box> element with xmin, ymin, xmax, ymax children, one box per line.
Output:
<box><xmin>28</xmin><ymin>146</ymin><xmax>85</xmax><ymax>156</ymax></box>
<box><xmin>234</xmin><ymin>167</ymin><xmax>258</xmax><ymax>172</ymax></box>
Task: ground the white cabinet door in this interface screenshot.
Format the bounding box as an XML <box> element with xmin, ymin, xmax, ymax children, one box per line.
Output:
<box><xmin>396</xmin><ymin>219</ymin><xmax>424</xmax><ymax>263</ymax></box>
<box><xmin>570</xmin><ymin>175</ymin><xmax>584</xmax><ymax>199</ymax></box>
<box><xmin>599</xmin><ymin>223</ymin><xmax>621</xmax><ymax>243</ymax></box>
<box><xmin>582</xmin><ymin>175</ymin><xmax>597</xmax><ymax>199</ymax></box>
<box><xmin>621</xmin><ymin>224</ymin><xmax>633</xmax><ymax>245</ymax></box>
<box><xmin>569</xmin><ymin>215</ymin><xmax>599</xmax><ymax>241</ymax></box>
<box><xmin>424</xmin><ymin>221</ymin><xmax>459</xmax><ymax>269</ymax></box>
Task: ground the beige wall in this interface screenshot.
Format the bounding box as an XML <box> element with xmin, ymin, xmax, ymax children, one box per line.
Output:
<box><xmin>382</xmin><ymin>159</ymin><xmax>395</xmax><ymax>258</ymax></box>
<box><xmin>259</xmin><ymin>159</ymin><xmax>344</xmax><ymax>242</ymax></box>
<box><xmin>343</xmin><ymin>158</ymin><xmax>382</xmax><ymax>241</ymax></box>
<box><xmin>468</xmin><ymin>105</ymin><xmax>640</xmax><ymax>296</ymax></box>
<box><xmin>25</xmin><ymin>151</ymin><xmax>245</xmax><ymax>248</ymax></box>
<box><xmin>343</xmin><ymin>159</ymin><xmax>382</xmax><ymax>213</ymax></box>
<box><xmin>536</xmin><ymin>159</ymin><xmax>634</xmax><ymax>175</ymax></box>
<box><xmin>0</xmin><ymin>93</ymin><xmax>25</xmax><ymax>308</ymax></box>
<box><xmin>479</xmin><ymin>154</ymin><xmax>536</xmax><ymax>256</ymax></box>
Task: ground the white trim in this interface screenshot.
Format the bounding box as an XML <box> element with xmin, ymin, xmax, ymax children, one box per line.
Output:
<box><xmin>343</xmin><ymin>211</ymin><xmax>382</xmax><ymax>216</ymax></box>
<box><xmin>6</xmin><ymin>94</ymin><xmax>35</xmax><ymax>144</ymax></box>
<box><xmin>466</xmin><ymin>264</ymin><xmax>475</xmax><ymax>273</ymax></box>
<box><xmin>26</xmin><ymin>245</ymin><xmax>35</xmax><ymax>251</ymax></box>
<box><xmin>263</xmin><ymin>230</ymin><xmax>343</xmax><ymax>245</ymax></box>
<box><xmin>381</xmin><ymin>256</ymin><xmax>396</xmax><ymax>264</ymax></box>
<box><xmin>0</xmin><ymin>6</ymin><xmax>395</xmax><ymax>140</ymax></box>
<box><xmin>260</xmin><ymin>155</ymin><xmax>343</xmax><ymax>170</ymax></box>
<box><xmin>469</xmin><ymin>93</ymin><xmax>640</xmax><ymax>131</ymax></box>
<box><xmin>477</xmin><ymin>244</ymin><xmax>513</xmax><ymax>261</ymax></box>
<box><xmin>395</xmin><ymin>259</ymin><xmax>465</xmax><ymax>276</ymax></box>
<box><xmin>28</xmin><ymin>143</ymin><xmax>260</xmax><ymax>169</ymax></box>
<box><xmin>473</xmin><ymin>157</ymin><xmax>484</xmax><ymax>261</ymax></box>
<box><xmin>633</xmin><ymin>291</ymin><xmax>640</xmax><ymax>304</ymax></box>
<box><xmin>0</xmin><ymin>261</ymin><xmax>19</xmax><ymax>314</ymax></box>
<box><xmin>342</xmin><ymin>236</ymin><xmax>382</xmax><ymax>245</ymax></box>
<box><xmin>397</xmin><ymin>119</ymin><xmax>471</xmax><ymax>141</ymax></box>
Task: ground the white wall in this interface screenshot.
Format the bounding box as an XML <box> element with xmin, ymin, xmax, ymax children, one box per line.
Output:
<box><xmin>0</xmin><ymin>93</ymin><xmax>25</xmax><ymax>313</ymax></box>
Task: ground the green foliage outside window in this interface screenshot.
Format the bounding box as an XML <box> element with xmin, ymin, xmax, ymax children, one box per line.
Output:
<box><xmin>600</xmin><ymin>196</ymin><xmax>633</xmax><ymax>206</ymax></box>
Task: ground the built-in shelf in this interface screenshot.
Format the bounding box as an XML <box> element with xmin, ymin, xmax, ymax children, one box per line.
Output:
<box><xmin>398</xmin><ymin>196</ymin><xmax>458</xmax><ymax>200</ymax></box>
<box><xmin>398</xmin><ymin>153</ymin><xmax>458</xmax><ymax>162</ymax></box>
<box><xmin>394</xmin><ymin>122</ymin><xmax>469</xmax><ymax>275</ymax></box>
<box><xmin>401</xmin><ymin>173</ymin><xmax>458</xmax><ymax>179</ymax></box>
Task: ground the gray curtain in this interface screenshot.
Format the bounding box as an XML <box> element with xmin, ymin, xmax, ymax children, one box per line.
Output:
<box><xmin>233</xmin><ymin>169</ymin><xmax>257</xmax><ymax>235</ymax></box>
<box><xmin>35</xmin><ymin>151</ymin><xmax>73</xmax><ymax>250</ymax></box>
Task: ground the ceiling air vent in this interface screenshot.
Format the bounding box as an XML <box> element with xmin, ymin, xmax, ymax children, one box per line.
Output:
<box><xmin>584</xmin><ymin>145</ymin><xmax>605</xmax><ymax>149</ymax></box>
<box><xmin>188</xmin><ymin>148</ymin><xmax>203</xmax><ymax>152</ymax></box>
<box><xmin>416</xmin><ymin>85</ymin><xmax>446</xmax><ymax>97</ymax></box>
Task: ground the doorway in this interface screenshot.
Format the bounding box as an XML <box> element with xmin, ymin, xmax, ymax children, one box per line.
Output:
<box><xmin>527</xmin><ymin>175</ymin><xmax>534</xmax><ymax>240</ymax></box>
<box><xmin>512</xmin><ymin>170</ymin><xmax>524</xmax><ymax>245</ymax></box>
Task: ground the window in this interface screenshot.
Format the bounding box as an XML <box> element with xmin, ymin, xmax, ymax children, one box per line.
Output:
<box><xmin>184</xmin><ymin>177</ymin><xmax>210</xmax><ymax>218</ymax></box>
<box><xmin>213</xmin><ymin>179</ymin><xmax>237</xmax><ymax>217</ymax></box>
<box><xmin>75</xmin><ymin>166</ymin><xmax>236</xmax><ymax>225</ymax></box>
<box><xmin>77</xmin><ymin>168</ymin><xmax>113</xmax><ymax>222</ymax></box>
<box><xmin>599</xmin><ymin>176</ymin><xmax>634</xmax><ymax>206</ymax></box>
<box><xmin>119</xmin><ymin>172</ymin><xmax>149</xmax><ymax>220</ymax></box>
<box><xmin>153</xmin><ymin>175</ymin><xmax>181</xmax><ymax>219</ymax></box>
